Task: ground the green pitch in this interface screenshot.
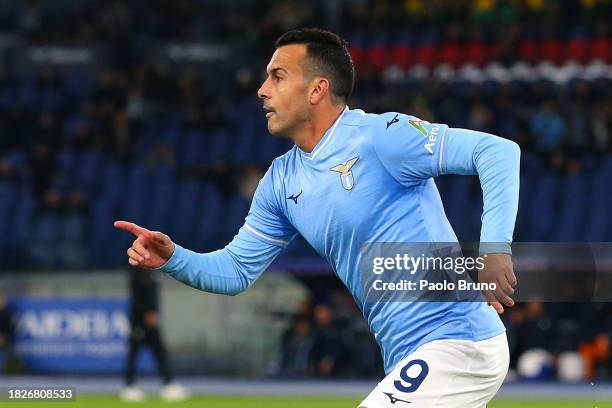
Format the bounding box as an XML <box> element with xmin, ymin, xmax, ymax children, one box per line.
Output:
<box><xmin>1</xmin><ymin>396</ymin><xmax>611</xmax><ymax>407</ymax></box>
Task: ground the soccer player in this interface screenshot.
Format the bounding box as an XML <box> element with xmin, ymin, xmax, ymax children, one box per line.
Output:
<box><xmin>115</xmin><ymin>28</ymin><xmax>520</xmax><ymax>407</ymax></box>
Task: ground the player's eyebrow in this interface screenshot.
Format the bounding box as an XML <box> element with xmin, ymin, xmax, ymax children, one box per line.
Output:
<box><xmin>267</xmin><ymin>67</ymin><xmax>288</xmax><ymax>76</ymax></box>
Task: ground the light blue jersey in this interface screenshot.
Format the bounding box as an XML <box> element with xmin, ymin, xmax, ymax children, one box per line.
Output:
<box><xmin>159</xmin><ymin>107</ymin><xmax>520</xmax><ymax>373</ymax></box>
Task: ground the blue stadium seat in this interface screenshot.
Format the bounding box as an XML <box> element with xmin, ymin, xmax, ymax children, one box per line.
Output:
<box><xmin>107</xmin><ymin>163</ymin><xmax>150</xmax><ymax>264</ymax></box>
<box><xmin>145</xmin><ymin>164</ymin><xmax>175</xmax><ymax>231</ymax></box>
<box><xmin>554</xmin><ymin>173</ymin><xmax>587</xmax><ymax>241</ymax></box>
<box><xmin>526</xmin><ymin>171</ymin><xmax>560</xmax><ymax>241</ymax></box>
<box><xmin>517</xmin><ymin>174</ymin><xmax>536</xmax><ymax>239</ymax></box>
<box><xmin>111</xmin><ymin>163</ymin><xmax>150</xmax><ymax>261</ymax></box>
<box><xmin>221</xmin><ymin>194</ymin><xmax>250</xmax><ymax>243</ymax></box>
<box><xmin>11</xmin><ymin>186</ymin><xmax>34</xmax><ymax>248</ymax></box>
<box><xmin>0</xmin><ymin>182</ymin><xmax>15</xmax><ymax>248</ymax></box>
<box><xmin>153</xmin><ymin>116</ymin><xmax>182</xmax><ymax>151</ymax></box>
<box><xmin>259</xmin><ymin>131</ymin><xmax>278</xmax><ymax>163</ymax></box>
<box><xmin>56</xmin><ymin>148</ymin><xmax>78</xmax><ymax>182</ymax></box>
<box><xmin>195</xmin><ymin>183</ymin><xmax>223</xmax><ymax>251</ymax></box>
<box><xmin>232</xmin><ymin>120</ymin><xmax>257</xmax><ymax>164</ymax></box>
<box><xmin>117</xmin><ymin>163</ymin><xmax>149</xmax><ymax>227</ymax></box>
<box><xmin>208</xmin><ymin>128</ymin><xmax>231</xmax><ymax>162</ymax></box>
<box><xmin>0</xmin><ymin>186</ymin><xmax>32</xmax><ymax>265</ymax></box>
<box><xmin>28</xmin><ymin>213</ymin><xmax>61</xmax><ymax>268</ymax></box>
<box><xmin>90</xmin><ymin>198</ymin><xmax>116</xmax><ymax>266</ymax></box>
<box><xmin>441</xmin><ymin>176</ymin><xmax>472</xmax><ymax>241</ymax></box>
<box><xmin>75</xmin><ymin>149</ymin><xmax>102</xmax><ymax>195</ymax></box>
<box><xmin>168</xmin><ymin>179</ymin><xmax>201</xmax><ymax>243</ymax></box>
<box><xmin>181</xmin><ymin>129</ymin><xmax>206</xmax><ymax>165</ymax></box>
<box><xmin>99</xmin><ymin>160</ymin><xmax>126</xmax><ymax>203</ymax></box>
<box><xmin>584</xmin><ymin>158</ymin><xmax>612</xmax><ymax>241</ymax></box>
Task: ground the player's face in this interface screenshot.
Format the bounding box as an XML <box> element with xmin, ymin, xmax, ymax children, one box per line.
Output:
<box><xmin>257</xmin><ymin>44</ymin><xmax>311</xmax><ymax>137</ymax></box>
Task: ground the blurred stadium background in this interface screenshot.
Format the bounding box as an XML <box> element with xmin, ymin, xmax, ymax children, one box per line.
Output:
<box><xmin>0</xmin><ymin>0</ymin><xmax>611</xmax><ymax>406</ymax></box>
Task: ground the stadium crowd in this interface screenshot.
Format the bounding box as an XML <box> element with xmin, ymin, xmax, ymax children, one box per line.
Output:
<box><xmin>276</xmin><ymin>295</ymin><xmax>612</xmax><ymax>380</ymax></box>
<box><xmin>0</xmin><ymin>0</ymin><xmax>611</xmax><ymax>380</ymax></box>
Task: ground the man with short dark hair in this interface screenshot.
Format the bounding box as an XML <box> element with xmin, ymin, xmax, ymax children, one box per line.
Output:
<box><xmin>116</xmin><ymin>28</ymin><xmax>520</xmax><ymax>407</ymax></box>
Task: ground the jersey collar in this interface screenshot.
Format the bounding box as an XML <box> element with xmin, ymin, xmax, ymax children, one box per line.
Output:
<box><xmin>300</xmin><ymin>105</ymin><xmax>348</xmax><ymax>161</ymax></box>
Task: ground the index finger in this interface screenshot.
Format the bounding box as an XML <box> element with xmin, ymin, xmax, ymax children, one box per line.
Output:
<box><xmin>114</xmin><ymin>220</ymin><xmax>151</xmax><ymax>238</ymax></box>
<box><xmin>488</xmin><ymin>301</ymin><xmax>505</xmax><ymax>314</ymax></box>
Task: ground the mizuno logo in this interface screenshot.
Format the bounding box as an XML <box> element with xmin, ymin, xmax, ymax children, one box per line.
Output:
<box><xmin>286</xmin><ymin>191</ymin><xmax>302</xmax><ymax>204</ymax></box>
<box><xmin>386</xmin><ymin>113</ymin><xmax>399</xmax><ymax>129</ymax></box>
<box><xmin>383</xmin><ymin>392</ymin><xmax>411</xmax><ymax>405</ymax></box>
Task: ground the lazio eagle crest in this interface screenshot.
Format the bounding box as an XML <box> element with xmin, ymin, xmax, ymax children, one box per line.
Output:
<box><xmin>330</xmin><ymin>156</ymin><xmax>359</xmax><ymax>190</ymax></box>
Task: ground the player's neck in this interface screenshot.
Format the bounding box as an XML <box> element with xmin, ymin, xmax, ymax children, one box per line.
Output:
<box><xmin>293</xmin><ymin>103</ymin><xmax>346</xmax><ymax>153</ymax></box>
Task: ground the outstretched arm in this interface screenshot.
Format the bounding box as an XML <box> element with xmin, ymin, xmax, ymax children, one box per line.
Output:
<box><xmin>115</xmin><ymin>221</ymin><xmax>285</xmax><ymax>296</ymax></box>
<box><xmin>115</xmin><ymin>160</ymin><xmax>296</xmax><ymax>296</ymax></box>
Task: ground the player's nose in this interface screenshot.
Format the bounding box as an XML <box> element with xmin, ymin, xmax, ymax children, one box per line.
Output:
<box><xmin>257</xmin><ymin>79</ymin><xmax>270</xmax><ymax>100</ymax></box>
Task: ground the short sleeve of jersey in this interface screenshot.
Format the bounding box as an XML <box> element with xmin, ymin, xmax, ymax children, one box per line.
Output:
<box><xmin>243</xmin><ymin>160</ymin><xmax>297</xmax><ymax>248</ymax></box>
<box><xmin>372</xmin><ymin>112</ymin><xmax>449</xmax><ymax>184</ymax></box>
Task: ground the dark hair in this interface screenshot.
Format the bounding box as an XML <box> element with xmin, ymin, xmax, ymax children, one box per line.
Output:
<box><xmin>275</xmin><ymin>28</ymin><xmax>354</xmax><ymax>103</ymax></box>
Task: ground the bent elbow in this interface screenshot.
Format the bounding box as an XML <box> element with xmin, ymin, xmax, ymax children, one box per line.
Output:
<box><xmin>490</xmin><ymin>138</ymin><xmax>520</xmax><ymax>169</ymax></box>
<box><xmin>196</xmin><ymin>283</ymin><xmax>246</xmax><ymax>296</ymax></box>
<box><xmin>504</xmin><ymin>139</ymin><xmax>521</xmax><ymax>162</ymax></box>
<box><xmin>223</xmin><ymin>273</ymin><xmax>252</xmax><ymax>296</ymax></box>
<box><xmin>225</xmin><ymin>284</ymin><xmax>248</xmax><ymax>296</ymax></box>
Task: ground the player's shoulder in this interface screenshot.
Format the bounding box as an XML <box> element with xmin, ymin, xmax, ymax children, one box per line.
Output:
<box><xmin>340</xmin><ymin>109</ymin><xmax>436</xmax><ymax>157</ymax></box>
<box><xmin>343</xmin><ymin>109</ymin><xmax>423</xmax><ymax>133</ymax></box>
<box><xmin>341</xmin><ymin>108</ymin><xmax>404</xmax><ymax>128</ymax></box>
<box><xmin>362</xmin><ymin>111</ymin><xmax>450</xmax><ymax>162</ymax></box>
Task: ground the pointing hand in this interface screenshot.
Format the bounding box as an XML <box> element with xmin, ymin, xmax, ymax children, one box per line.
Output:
<box><xmin>114</xmin><ymin>221</ymin><xmax>175</xmax><ymax>269</ymax></box>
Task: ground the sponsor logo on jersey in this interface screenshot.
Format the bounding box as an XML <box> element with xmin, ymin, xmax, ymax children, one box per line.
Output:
<box><xmin>423</xmin><ymin>125</ymin><xmax>440</xmax><ymax>155</ymax></box>
<box><xmin>409</xmin><ymin>119</ymin><xmax>429</xmax><ymax>137</ymax></box>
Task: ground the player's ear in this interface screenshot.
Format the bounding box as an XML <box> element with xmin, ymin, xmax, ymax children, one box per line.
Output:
<box><xmin>309</xmin><ymin>77</ymin><xmax>330</xmax><ymax>105</ymax></box>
